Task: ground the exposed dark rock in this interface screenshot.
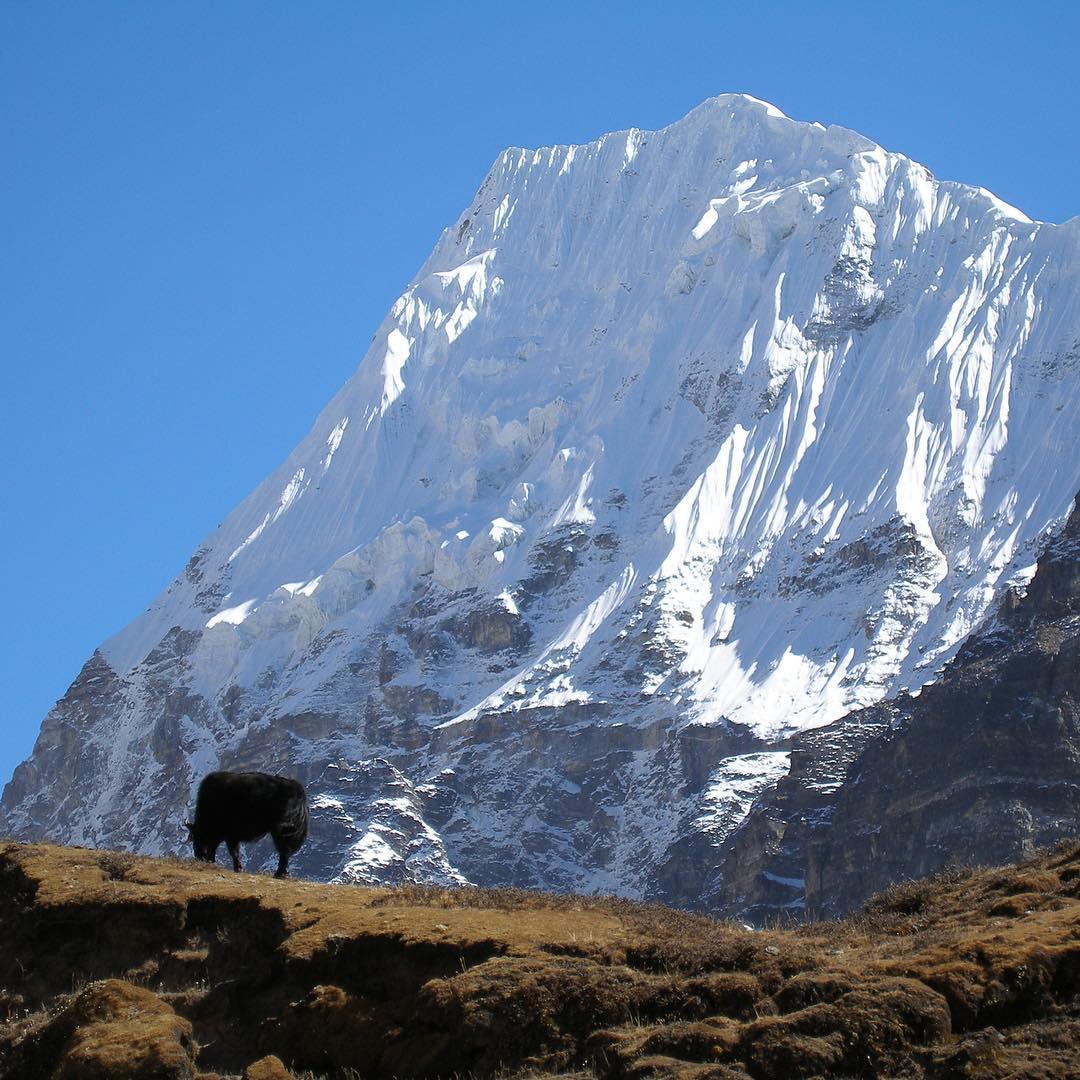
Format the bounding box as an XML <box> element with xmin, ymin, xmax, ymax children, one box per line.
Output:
<box><xmin>306</xmin><ymin>758</ymin><xmax>464</xmax><ymax>885</ymax></box>
<box><xmin>193</xmin><ymin>565</ymin><xmax>231</xmax><ymax>614</ymax></box>
<box><xmin>0</xmin><ymin>651</ymin><xmax>126</xmax><ymax>839</ymax></box>
<box><xmin>381</xmin><ymin>683</ymin><xmax>454</xmax><ymax>720</ymax></box>
<box><xmin>803</xmin><ymin>254</ymin><xmax>889</xmax><ymax>346</ymax></box>
<box><xmin>804</xmin><ymin>496</ymin><xmax>1080</xmax><ymax>916</ymax></box>
<box><xmin>710</xmin><ymin>710</ymin><xmax>890</xmax><ymax>922</ymax></box>
<box><xmin>519</xmin><ymin>527</ymin><xmax>592</xmax><ymax>603</ymax></box>
<box><xmin>779</xmin><ymin>519</ymin><xmax>942</xmax><ymax>598</ymax></box>
<box><xmin>716</xmin><ymin>494</ymin><xmax>1080</xmax><ymax>922</ymax></box>
<box><xmin>441</xmin><ymin>603</ymin><xmax>531</xmax><ymax>654</ymax></box>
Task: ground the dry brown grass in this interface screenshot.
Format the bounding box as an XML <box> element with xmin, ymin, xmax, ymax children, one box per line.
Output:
<box><xmin>2</xmin><ymin>978</ymin><xmax>196</xmax><ymax>1079</ymax></box>
<box><xmin>1</xmin><ymin>839</ymin><xmax>1079</xmax><ymax>1078</ymax></box>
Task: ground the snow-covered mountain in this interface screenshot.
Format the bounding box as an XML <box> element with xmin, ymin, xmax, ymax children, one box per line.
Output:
<box><xmin>3</xmin><ymin>95</ymin><xmax>1078</xmax><ymax>907</ymax></box>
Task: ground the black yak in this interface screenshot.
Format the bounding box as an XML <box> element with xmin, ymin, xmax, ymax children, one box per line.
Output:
<box><xmin>186</xmin><ymin>771</ymin><xmax>308</xmax><ymax>878</ymax></box>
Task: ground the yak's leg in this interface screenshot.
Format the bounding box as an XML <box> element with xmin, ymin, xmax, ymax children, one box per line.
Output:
<box><xmin>272</xmin><ymin>836</ymin><xmax>289</xmax><ymax>879</ymax></box>
<box><xmin>226</xmin><ymin>839</ymin><xmax>242</xmax><ymax>872</ymax></box>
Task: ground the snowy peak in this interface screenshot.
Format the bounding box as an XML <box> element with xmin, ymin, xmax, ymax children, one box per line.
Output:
<box><xmin>4</xmin><ymin>96</ymin><xmax>1078</xmax><ymax>900</ymax></box>
<box><xmin>102</xmin><ymin>93</ymin><xmax>1078</xmax><ymax>737</ymax></box>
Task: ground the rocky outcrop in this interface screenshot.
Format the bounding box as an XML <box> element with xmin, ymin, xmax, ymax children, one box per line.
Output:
<box><xmin>804</xmin><ymin>497</ymin><xmax>1080</xmax><ymax>916</ymax></box>
<box><xmin>309</xmin><ymin>757</ymin><xmax>467</xmax><ymax>886</ymax></box>
<box><xmin>708</xmin><ymin>710</ymin><xmax>889</xmax><ymax>921</ymax></box>
<box><xmin>2</xmin><ymin>651</ymin><xmax>129</xmax><ymax>838</ymax></box>
<box><xmin>718</xmin><ymin>495</ymin><xmax>1080</xmax><ymax>921</ymax></box>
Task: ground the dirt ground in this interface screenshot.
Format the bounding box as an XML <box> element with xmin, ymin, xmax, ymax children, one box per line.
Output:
<box><xmin>1</xmin><ymin>839</ymin><xmax>1078</xmax><ymax>1078</ymax></box>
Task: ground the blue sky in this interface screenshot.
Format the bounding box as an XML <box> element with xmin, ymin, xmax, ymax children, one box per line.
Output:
<box><xmin>2</xmin><ymin>1</ymin><xmax>1078</xmax><ymax>789</ymax></box>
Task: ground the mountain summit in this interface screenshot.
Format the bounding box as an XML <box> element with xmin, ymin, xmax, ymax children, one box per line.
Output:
<box><xmin>4</xmin><ymin>95</ymin><xmax>1078</xmax><ymax>911</ymax></box>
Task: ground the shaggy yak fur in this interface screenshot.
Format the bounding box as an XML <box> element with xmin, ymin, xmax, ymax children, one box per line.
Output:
<box><xmin>186</xmin><ymin>771</ymin><xmax>308</xmax><ymax>878</ymax></box>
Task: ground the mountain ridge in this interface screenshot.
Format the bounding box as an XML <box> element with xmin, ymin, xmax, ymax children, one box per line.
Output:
<box><xmin>3</xmin><ymin>95</ymin><xmax>1077</xmax><ymax>913</ymax></box>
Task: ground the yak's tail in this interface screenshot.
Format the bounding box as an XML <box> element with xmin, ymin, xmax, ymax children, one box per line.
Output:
<box><xmin>276</xmin><ymin>791</ymin><xmax>309</xmax><ymax>854</ymax></box>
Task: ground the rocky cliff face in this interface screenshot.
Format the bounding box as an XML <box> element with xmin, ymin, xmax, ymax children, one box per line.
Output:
<box><xmin>2</xmin><ymin>96</ymin><xmax>1078</xmax><ymax>908</ymax></box>
<box><xmin>716</xmin><ymin>494</ymin><xmax>1080</xmax><ymax>921</ymax></box>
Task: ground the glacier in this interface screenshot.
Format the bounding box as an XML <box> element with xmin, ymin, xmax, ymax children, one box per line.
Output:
<box><xmin>3</xmin><ymin>94</ymin><xmax>1078</xmax><ymax>906</ymax></box>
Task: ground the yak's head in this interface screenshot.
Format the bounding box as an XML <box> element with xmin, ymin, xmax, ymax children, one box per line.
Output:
<box><xmin>185</xmin><ymin>821</ymin><xmax>215</xmax><ymax>862</ymax></box>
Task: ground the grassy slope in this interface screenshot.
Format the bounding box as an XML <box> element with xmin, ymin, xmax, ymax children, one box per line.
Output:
<box><xmin>1</xmin><ymin>840</ymin><xmax>1079</xmax><ymax>1079</ymax></box>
